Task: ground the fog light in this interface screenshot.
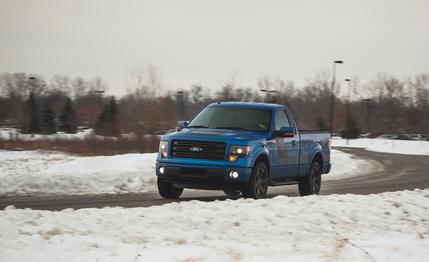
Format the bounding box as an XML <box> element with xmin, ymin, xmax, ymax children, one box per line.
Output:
<box><xmin>159</xmin><ymin>166</ymin><xmax>165</xmax><ymax>174</ymax></box>
<box><xmin>229</xmin><ymin>171</ymin><xmax>239</xmax><ymax>179</ymax></box>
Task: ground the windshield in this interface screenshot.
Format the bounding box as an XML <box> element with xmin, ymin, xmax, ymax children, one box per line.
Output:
<box><xmin>187</xmin><ymin>106</ymin><xmax>272</xmax><ymax>132</ymax></box>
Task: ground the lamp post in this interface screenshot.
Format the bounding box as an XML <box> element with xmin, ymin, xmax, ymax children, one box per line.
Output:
<box><xmin>259</xmin><ymin>89</ymin><xmax>278</xmax><ymax>103</ymax></box>
<box><xmin>28</xmin><ymin>76</ymin><xmax>37</xmax><ymax>94</ymax></box>
<box><xmin>362</xmin><ymin>98</ymin><xmax>374</xmax><ymax>135</ymax></box>
<box><xmin>177</xmin><ymin>91</ymin><xmax>185</xmax><ymax>119</ymax></box>
<box><xmin>344</xmin><ymin>78</ymin><xmax>352</xmax><ymax>114</ymax></box>
<box><xmin>95</xmin><ymin>90</ymin><xmax>105</xmax><ymax>109</ymax></box>
<box><xmin>27</xmin><ymin>77</ymin><xmax>39</xmax><ymax>136</ymax></box>
<box><xmin>94</xmin><ymin>90</ymin><xmax>106</xmax><ymax>131</ymax></box>
<box><xmin>345</xmin><ymin>78</ymin><xmax>352</xmax><ymax>144</ymax></box>
<box><xmin>328</xmin><ymin>60</ymin><xmax>344</xmax><ymax>136</ymax></box>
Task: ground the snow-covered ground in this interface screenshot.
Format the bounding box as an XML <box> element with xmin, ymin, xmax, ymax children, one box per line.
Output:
<box><xmin>0</xmin><ymin>151</ymin><xmax>157</xmax><ymax>196</ymax></box>
<box><xmin>0</xmin><ymin>149</ymin><xmax>374</xmax><ymax>197</ymax></box>
<box><xmin>0</xmin><ymin>127</ymin><xmax>94</xmax><ymax>140</ymax></box>
<box><xmin>333</xmin><ymin>138</ymin><xmax>429</xmax><ymax>155</ymax></box>
<box><xmin>0</xmin><ymin>127</ymin><xmax>161</xmax><ymax>141</ymax></box>
<box><xmin>1</xmin><ymin>189</ymin><xmax>428</xmax><ymax>262</ymax></box>
<box><xmin>324</xmin><ymin>149</ymin><xmax>382</xmax><ymax>181</ymax></box>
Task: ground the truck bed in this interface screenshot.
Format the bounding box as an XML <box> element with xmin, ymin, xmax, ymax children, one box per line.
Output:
<box><xmin>299</xmin><ymin>130</ymin><xmax>330</xmax><ymax>140</ymax></box>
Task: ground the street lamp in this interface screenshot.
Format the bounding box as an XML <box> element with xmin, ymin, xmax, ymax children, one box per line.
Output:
<box><xmin>259</xmin><ymin>89</ymin><xmax>278</xmax><ymax>103</ymax></box>
<box><xmin>328</xmin><ymin>60</ymin><xmax>344</xmax><ymax>135</ymax></box>
<box><xmin>344</xmin><ymin>78</ymin><xmax>352</xmax><ymax>144</ymax></box>
<box><xmin>95</xmin><ymin>90</ymin><xmax>105</xmax><ymax>109</ymax></box>
<box><xmin>28</xmin><ymin>76</ymin><xmax>37</xmax><ymax>94</ymax></box>
<box><xmin>177</xmin><ymin>91</ymin><xmax>185</xmax><ymax>119</ymax></box>
<box><xmin>344</xmin><ymin>78</ymin><xmax>352</xmax><ymax>111</ymax></box>
<box><xmin>362</xmin><ymin>98</ymin><xmax>374</xmax><ymax>134</ymax></box>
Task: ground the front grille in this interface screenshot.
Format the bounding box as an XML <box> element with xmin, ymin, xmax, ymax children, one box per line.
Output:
<box><xmin>171</xmin><ymin>140</ymin><xmax>226</xmax><ymax>160</ymax></box>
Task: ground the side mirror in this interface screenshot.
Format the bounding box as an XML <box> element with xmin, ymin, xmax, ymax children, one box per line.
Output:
<box><xmin>176</xmin><ymin>120</ymin><xmax>189</xmax><ymax>131</ymax></box>
<box><xmin>275</xmin><ymin>126</ymin><xmax>295</xmax><ymax>138</ymax></box>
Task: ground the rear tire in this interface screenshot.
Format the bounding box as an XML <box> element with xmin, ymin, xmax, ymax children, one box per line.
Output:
<box><xmin>298</xmin><ymin>161</ymin><xmax>321</xmax><ymax>196</ymax></box>
<box><xmin>242</xmin><ymin>161</ymin><xmax>268</xmax><ymax>199</ymax></box>
<box><xmin>157</xmin><ymin>178</ymin><xmax>183</xmax><ymax>199</ymax></box>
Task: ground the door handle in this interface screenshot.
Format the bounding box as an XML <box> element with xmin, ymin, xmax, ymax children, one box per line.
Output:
<box><xmin>291</xmin><ymin>140</ymin><xmax>297</xmax><ymax>146</ymax></box>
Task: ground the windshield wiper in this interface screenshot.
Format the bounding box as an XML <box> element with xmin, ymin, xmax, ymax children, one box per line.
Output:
<box><xmin>215</xmin><ymin>126</ymin><xmax>248</xmax><ymax>131</ymax></box>
<box><xmin>186</xmin><ymin>125</ymin><xmax>209</xmax><ymax>128</ymax></box>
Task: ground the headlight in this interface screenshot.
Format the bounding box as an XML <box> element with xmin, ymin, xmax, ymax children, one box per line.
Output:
<box><xmin>159</xmin><ymin>141</ymin><xmax>168</xmax><ymax>158</ymax></box>
<box><xmin>228</xmin><ymin>145</ymin><xmax>251</xmax><ymax>162</ymax></box>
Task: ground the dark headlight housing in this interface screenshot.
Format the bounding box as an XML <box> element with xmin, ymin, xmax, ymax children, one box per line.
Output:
<box><xmin>159</xmin><ymin>141</ymin><xmax>168</xmax><ymax>158</ymax></box>
<box><xmin>228</xmin><ymin>145</ymin><xmax>251</xmax><ymax>162</ymax></box>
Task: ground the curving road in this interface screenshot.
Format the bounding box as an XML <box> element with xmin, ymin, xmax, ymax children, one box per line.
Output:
<box><xmin>1</xmin><ymin>148</ymin><xmax>429</xmax><ymax>211</ymax></box>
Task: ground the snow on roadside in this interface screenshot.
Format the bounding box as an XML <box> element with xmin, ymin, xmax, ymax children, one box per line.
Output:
<box><xmin>0</xmin><ymin>150</ymin><xmax>157</xmax><ymax>196</ymax></box>
<box><xmin>324</xmin><ymin>149</ymin><xmax>383</xmax><ymax>181</ymax></box>
<box><xmin>333</xmin><ymin>138</ymin><xmax>429</xmax><ymax>155</ymax></box>
<box><xmin>0</xmin><ymin>149</ymin><xmax>374</xmax><ymax>197</ymax></box>
<box><xmin>0</xmin><ymin>127</ymin><xmax>161</xmax><ymax>141</ymax></box>
<box><xmin>1</xmin><ymin>189</ymin><xmax>429</xmax><ymax>262</ymax></box>
<box><xmin>0</xmin><ymin>127</ymin><xmax>94</xmax><ymax>140</ymax></box>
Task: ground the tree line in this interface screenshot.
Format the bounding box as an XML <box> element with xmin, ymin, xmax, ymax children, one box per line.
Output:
<box><xmin>0</xmin><ymin>71</ymin><xmax>428</xmax><ymax>138</ymax></box>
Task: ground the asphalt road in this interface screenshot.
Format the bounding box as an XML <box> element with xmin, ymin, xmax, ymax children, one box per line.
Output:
<box><xmin>1</xmin><ymin>148</ymin><xmax>429</xmax><ymax>211</ymax></box>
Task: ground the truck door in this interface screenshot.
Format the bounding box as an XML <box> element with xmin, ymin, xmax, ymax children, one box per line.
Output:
<box><xmin>269</xmin><ymin>110</ymin><xmax>300</xmax><ymax>179</ymax></box>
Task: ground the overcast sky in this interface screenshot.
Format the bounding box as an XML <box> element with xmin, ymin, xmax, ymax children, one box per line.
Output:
<box><xmin>1</xmin><ymin>0</ymin><xmax>428</xmax><ymax>96</ymax></box>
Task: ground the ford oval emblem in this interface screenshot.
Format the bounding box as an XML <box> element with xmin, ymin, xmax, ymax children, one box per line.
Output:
<box><xmin>190</xmin><ymin>146</ymin><xmax>203</xmax><ymax>152</ymax></box>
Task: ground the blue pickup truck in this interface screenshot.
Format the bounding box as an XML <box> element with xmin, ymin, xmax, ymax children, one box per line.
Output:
<box><xmin>156</xmin><ymin>102</ymin><xmax>331</xmax><ymax>199</ymax></box>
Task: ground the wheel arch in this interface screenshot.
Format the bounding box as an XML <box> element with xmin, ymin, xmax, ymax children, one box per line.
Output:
<box><xmin>312</xmin><ymin>152</ymin><xmax>323</xmax><ymax>168</ymax></box>
<box><xmin>305</xmin><ymin>149</ymin><xmax>323</xmax><ymax>175</ymax></box>
<box><xmin>253</xmin><ymin>152</ymin><xmax>270</xmax><ymax>174</ymax></box>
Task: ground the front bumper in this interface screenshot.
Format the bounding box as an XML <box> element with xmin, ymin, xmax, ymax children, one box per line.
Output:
<box><xmin>156</xmin><ymin>162</ymin><xmax>252</xmax><ymax>190</ymax></box>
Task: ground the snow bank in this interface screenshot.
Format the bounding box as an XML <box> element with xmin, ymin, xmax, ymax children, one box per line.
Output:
<box><xmin>1</xmin><ymin>189</ymin><xmax>429</xmax><ymax>262</ymax></box>
<box><xmin>324</xmin><ymin>149</ymin><xmax>382</xmax><ymax>181</ymax></box>
<box><xmin>0</xmin><ymin>149</ymin><xmax>373</xmax><ymax>197</ymax></box>
<box><xmin>0</xmin><ymin>127</ymin><xmax>94</xmax><ymax>140</ymax></box>
<box><xmin>333</xmin><ymin>138</ymin><xmax>429</xmax><ymax>155</ymax></box>
<box><xmin>0</xmin><ymin>150</ymin><xmax>157</xmax><ymax>196</ymax></box>
<box><xmin>0</xmin><ymin>128</ymin><xmax>161</xmax><ymax>141</ymax></box>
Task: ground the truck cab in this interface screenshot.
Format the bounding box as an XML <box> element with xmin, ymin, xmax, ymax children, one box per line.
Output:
<box><xmin>156</xmin><ymin>102</ymin><xmax>331</xmax><ymax>199</ymax></box>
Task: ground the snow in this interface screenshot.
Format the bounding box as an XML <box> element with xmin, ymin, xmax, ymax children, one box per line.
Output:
<box><xmin>324</xmin><ymin>149</ymin><xmax>383</xmax><ymax>181</ymax></box>
<box><xmin>0</xmin><ymin>127</ymin><xmax>94</xmax><ymax>140</ymax></box>
<box><xmin>0</xmin><ymin>149</ymin><xmax>373</xmax><ymax>197</ymax></box>
<box><xmin>0</xmin><ymin>151</ymin><xmax>157</xmax><ymax>196</ymax></box>
<box><xmin>0</xmin><ymin>127</ymin><xmax>161</xmax><ymax>141</ymax></box>
<box><xmin>333</xmin><ymin>138</ymin><xmax>429</xmax><ymax>155</ymax></box>
<box><xmin>1</xmin><ymin>189</ymin><xmax>429</xmax><ymax>261</ymax></box>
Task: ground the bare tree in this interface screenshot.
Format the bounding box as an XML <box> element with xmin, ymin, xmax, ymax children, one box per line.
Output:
<box><xmin>127</xmin><ymin>64</ymin><xmax>164</xmax><ymax>98</ymax></box>
<box><xmin>50</xmin><ymin>75</ymin><xmax>72</xmax><ymax>95</ymax></box>
<box><xmin>71</xmin><ymin>76</ymin><xmax>88</xmax><ymax>98</ymax></box>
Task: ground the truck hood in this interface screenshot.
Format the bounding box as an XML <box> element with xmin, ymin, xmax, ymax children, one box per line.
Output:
<box><xmin>163</xmin><ymin>128</ymin><xmax>268</xmax><ymax>141</ymax></box>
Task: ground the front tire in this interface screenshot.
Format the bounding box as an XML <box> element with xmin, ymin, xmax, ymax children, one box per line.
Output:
<box><xmin>298</xmin><ymin>161</ymin><xmax>322</xmax><ymax>196</ymax></box>
<box><xmin>242</xmin><ymin>162</ymin><xmax>269</xmax><ymax>199</ymax></box>
<box><xmin>157</xmin><ymin>178</ymin><xmax>183</xmax><ymax>199</ymax></box>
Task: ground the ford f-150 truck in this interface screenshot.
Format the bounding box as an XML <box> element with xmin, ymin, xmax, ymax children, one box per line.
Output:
<box><xmin>156</xmin><ymin>102</ymin><xmax>331</xmax><ymax>199</ymax></box>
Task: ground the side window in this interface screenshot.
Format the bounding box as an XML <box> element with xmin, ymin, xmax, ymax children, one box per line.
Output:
<box><xmin>274</xmin><ymin>111</ymin><xmax>291</xmax><ymax>131</ymax></box>
<box><xmin>286</xmin><ymin>110</ymin><xmax>296</xmax><ymax>128</ymax></box>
